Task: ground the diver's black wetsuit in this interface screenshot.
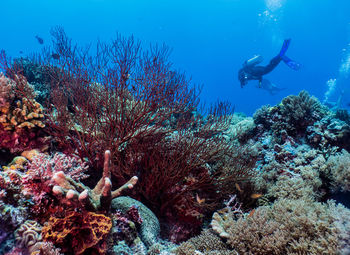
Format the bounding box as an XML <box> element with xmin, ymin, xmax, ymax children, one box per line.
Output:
<box><xmin>238</xmin><ymin>39</ymin><xmax>300</xmax><ymax>88</ymax></box>
<box><xmin>240</xmin><ymin>55</ymin><xmax>282</xmax><ymax>84</ymax></box>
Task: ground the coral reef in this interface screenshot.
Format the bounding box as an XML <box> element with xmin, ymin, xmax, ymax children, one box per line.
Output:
<box><xmin>2</xmin><ymin>29</ymin><xmax>350</xmax><ymax>255</ymax></box>
<box><xmin>0</xmin><ymin>73</ymin><xmax>15</xmax><ymax>108</ymax></box>
<box><xmin>0</xmin><ymin>97</ymin><xmax>45</xmax><ymax>130</ymax></box>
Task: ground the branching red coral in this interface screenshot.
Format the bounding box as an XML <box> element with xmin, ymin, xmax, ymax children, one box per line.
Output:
<box><xmin>22</xmin><ymin>152</ymin><xmax>89</xmax><ymax>215</ymax></box>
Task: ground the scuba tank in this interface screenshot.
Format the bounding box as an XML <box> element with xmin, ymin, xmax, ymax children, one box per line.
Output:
<box><xmin>243</xmin><ymin>55</ymin><xmax>263</xmax><ymax>67</ymax></box>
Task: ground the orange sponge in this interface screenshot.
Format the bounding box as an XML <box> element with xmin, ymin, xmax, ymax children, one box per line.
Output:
<box><xmin>42</xmin><ymin>211</ymin><xmax>112</xmax><ymax>254</ymax></box>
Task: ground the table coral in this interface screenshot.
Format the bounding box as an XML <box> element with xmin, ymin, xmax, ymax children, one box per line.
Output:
<box><xmin>42</xmin><ymin>211</ymin><xmax>112</xmax><ymax>255</ymax></box>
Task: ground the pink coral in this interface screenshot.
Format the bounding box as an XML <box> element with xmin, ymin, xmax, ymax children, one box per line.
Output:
<box><xmin>0</xmin><ymin>72</ymin><xmax>15</xmax><ymax>107</ymax></box>
<box><xmin>22</xmin><ymin>152</ymin><xmax>89</xmax><ymax>215</ymax></box>
<box><xmin>0</xmin><ymin>127</ymin><xmax>48</xmax><ymax>153</ymax></box>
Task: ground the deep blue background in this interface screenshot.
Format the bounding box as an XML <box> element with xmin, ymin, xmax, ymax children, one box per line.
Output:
<box><xmin>2</xmin><ymin>0</ymin><xmax>350</xmax><ymax>115</ymax></box>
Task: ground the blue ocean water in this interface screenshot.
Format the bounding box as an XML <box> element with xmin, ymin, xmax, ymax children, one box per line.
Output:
<box><xmin>2</xmin><ymin>0</ymin><xmax>350</xmax><ymax>115</ymax></box>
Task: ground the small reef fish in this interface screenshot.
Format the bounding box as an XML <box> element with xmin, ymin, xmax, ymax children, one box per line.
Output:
<box><xmin>35</xmin><ymin>35</ymin><xmax>44</xmax><ymax>44</ymax></box>
<box><xmin>248</xmin><ymin>209</ymin><xmax>256</xmax><ymax>218</ymax></box>
<box><xmin>250</xmin><ymin>193</ymin><xmax>263</xmax><ymax>199</ymax></box>
<box><xmin>196</xmin><ymin>194</ymin><xmax>205</xmax><ymax>205</ymax></box>
<box><xmin>235</xmin><ymin>183</ymin><xmax>243</xmax><ymax>193</ymax></box>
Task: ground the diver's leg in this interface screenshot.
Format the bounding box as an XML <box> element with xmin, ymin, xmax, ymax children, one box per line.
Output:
<box><xmin>262</xmin><ymin>39</ymin><xmax>291</xmax><ymax>74</ymax></box>
<box><xmin>261</xmin><ymin>56</ymin><xmax>282</xmax><ymax>74</ymax></box>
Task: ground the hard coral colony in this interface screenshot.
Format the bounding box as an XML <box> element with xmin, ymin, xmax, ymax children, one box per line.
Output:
<box><xmin>0</xmin><ymin>28</ymin><xmax>350</xmax><ymax>255</ymax></box>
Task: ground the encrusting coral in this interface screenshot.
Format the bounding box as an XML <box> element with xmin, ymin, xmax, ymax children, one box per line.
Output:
<box><xmin>42</xmin><ymin>211</ymin><xmax>112</xmax><ymax>255</ymax></box>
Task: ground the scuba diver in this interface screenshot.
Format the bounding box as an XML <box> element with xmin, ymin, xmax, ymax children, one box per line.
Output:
<box><xmin>238</xmin><ymin>39</ymin><xmax>301</xmax><ymax>91</ymax></box>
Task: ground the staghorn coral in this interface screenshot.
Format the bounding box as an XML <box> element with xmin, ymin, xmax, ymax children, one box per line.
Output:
<box><xmin>42</xmin><ymin>211</ymin><xmax>112</xmax><ymax>255</ymax></box>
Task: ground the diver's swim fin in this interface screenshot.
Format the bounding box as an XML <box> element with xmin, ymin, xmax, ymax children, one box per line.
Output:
<box><xmin>279</xmin><ymin>39</ymin><xmax>291</xmax><ymax>57</ymax></box>
<box><xmin>282</xmin><ymin>55</ymin><xmax>301</xmax><ymax>70</ymax></box>
<box><xmin>260</xmin><ymin>79</ymin><xmax>286</xmax><ymax>95</ymax></box>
